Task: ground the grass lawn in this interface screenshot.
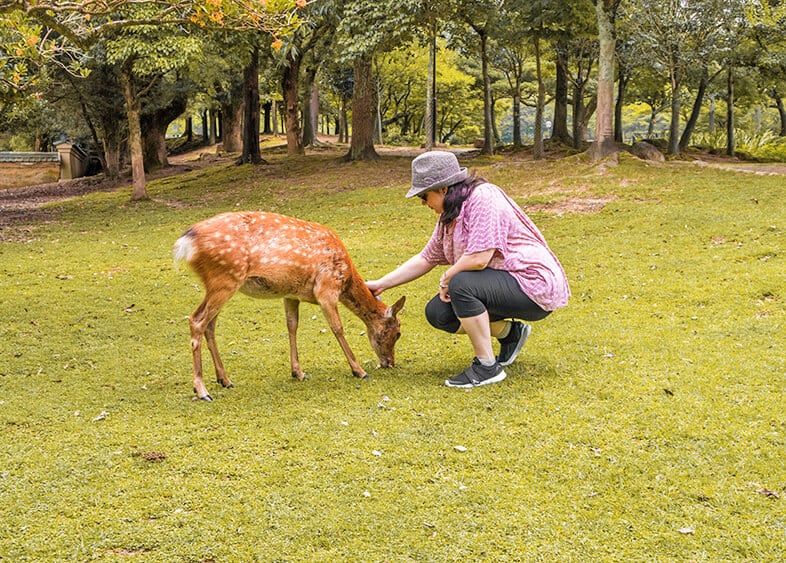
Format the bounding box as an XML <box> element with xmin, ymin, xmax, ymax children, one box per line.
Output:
<box><xmin>1</xmin><ymin>148</ymin><xmax>784</xmax><ymax>561</ymax></box>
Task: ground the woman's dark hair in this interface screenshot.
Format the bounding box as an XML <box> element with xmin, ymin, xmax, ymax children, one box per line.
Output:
<box><xmin>440</xmin><ymin>174</ymin><xmax>486</xmax><ymax>229</ymax></box>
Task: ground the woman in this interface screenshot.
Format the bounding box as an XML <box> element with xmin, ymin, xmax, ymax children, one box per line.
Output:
<box><xmin>367</xmin><ymin>151</ymin><xmax>569</xmax><ymax>388</ymax></box>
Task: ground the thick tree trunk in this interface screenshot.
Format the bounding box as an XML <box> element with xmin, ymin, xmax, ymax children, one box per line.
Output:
<box><xmin>343</xmin><ymin>53</ymin><xmax>379</xmax><ymax>161</ymax></box>
<box><xmin>221</xmin><ymin>79</ymin><xmax>244</xmax><ymax>153</ymax></box>
<box><xmin>590</xmin><ymin>0</ymin><xmax>619</xmax><ymax>160</ymax></box>
<box><xmin>301</xmin><ymin>65</ymin><xmax>319</xmax><ymax>147</ymax></box>
<box><xmin>240</xmin><ymin>46</ymin><xmax>263</xmax><ymax>164</ymax></box>
<box><xmin>141</xmin><ymin>94</ymin><xmax>186</xmax><ymax>171</ymax></box>
<box><xmin>551</xmin><ymin>38</ymin><xmax>571</xmax><ymax>144</ymax></box>
<box><xmin>282</xmin><ymin>54</ymin><xmax>304</xmax><ymax>156</ymax></box>
<box><xmin>120</xmin><ymin>63</ymin><xmax>147</xmax><ymax>201</ymax></box>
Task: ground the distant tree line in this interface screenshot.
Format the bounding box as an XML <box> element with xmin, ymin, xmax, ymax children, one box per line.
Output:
<box><xmin>1</xmin><ymin>0</ymin><xmax>785</xmax><ymax>199</ymax></box>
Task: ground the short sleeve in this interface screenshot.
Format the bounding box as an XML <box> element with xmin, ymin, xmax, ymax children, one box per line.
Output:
<box><xmin>462</xmin><ymin>186</ymin><xmax>508</xmax><ymax>255</ymax></box>
<box><xmin>419</xmin><ymin>221</ymin><xmax>449</xmax><ymax>265</ymax></box>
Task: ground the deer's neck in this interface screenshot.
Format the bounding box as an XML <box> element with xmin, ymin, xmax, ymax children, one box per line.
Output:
<box><xmin>340</xmin><ymin>269</ymin><xmax>386</xmax><ymax>326</ymax></box>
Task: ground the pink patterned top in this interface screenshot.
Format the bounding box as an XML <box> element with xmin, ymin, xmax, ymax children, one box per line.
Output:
<box><xmin>420</xmin><ymin>182</ymin><xmax>570</xmax><ymax>311</ymax></box>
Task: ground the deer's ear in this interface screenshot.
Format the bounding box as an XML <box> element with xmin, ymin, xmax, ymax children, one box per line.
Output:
<box><xmin>386</xmin><ymin>296</ymin><xmax>406</xmax><ymax>318</ymax></box>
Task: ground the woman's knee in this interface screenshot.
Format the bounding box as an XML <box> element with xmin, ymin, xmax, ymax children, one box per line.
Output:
<box><xmin>425</xmin><ymin>296</ymin><xmax>461</xmax><ymax>333</ymax></box>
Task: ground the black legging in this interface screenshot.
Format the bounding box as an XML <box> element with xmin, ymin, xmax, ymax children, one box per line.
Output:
<box><xmin>425</xmin><ymin>269</ymin><xmax>551</xmax><ymax>334</ymax></box>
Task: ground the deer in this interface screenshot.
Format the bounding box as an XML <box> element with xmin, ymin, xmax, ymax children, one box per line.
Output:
<box><xmin>173</xmin><ymin>211</ymin><xmax>406</xmax><ymax>401</ymax></box>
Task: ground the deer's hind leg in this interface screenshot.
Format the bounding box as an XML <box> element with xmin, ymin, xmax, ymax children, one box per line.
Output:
<box><xmin>189</xmin><ymin>283</ymin><xmax>238</xmax><ymax>401</ymax></box>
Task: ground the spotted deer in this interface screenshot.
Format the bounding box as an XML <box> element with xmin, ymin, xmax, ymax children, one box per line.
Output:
<box><xmin>174</xmin><ymin>211</ymin><xmax>406</xmax><ymax>401</ymax></box>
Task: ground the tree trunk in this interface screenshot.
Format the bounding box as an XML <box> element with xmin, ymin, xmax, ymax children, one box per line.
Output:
<box><xmin>240</xmin><ymin>46</ymin><xmax>263</xmax><ymax>165</ymax></box>
<box><xmin>512</xmin><ymin>92</ymin><xmax>522</xmax><ymax>147</ymax></box>
<box><xmin>772</xmin><ymin>88</ymin><xmax>786</xmax><ymax>136</ymax></box>
<box><xmin>590</xmin><ymin>0</ymin><xmax>619</xmax><ymax>160</ymax></box>
<box><xmin>221</xmin><ymin>79</ymin><xmax>244</xmax><ymax>153</ymax></box>
<box><xmin>282</xmin><ymin>54</ymin><xmax>304</xmax><ymax>156</ymax></box>
<box><xmin>551</xmin><ymin>38</ymin><xmax>571</xmax><ymax>144</ymax></box>
<box><xmin>301</xmin><ymin>65</ymin><xmax>319</xmax><ymax>147</ymax></box>
<box><xmin>208</xmin><ymin>109</ymin><xmax>217</xmax><ymax>144</ymax></box>
<box><xmin>480</xmin><ymin>31</ymin><xmax>494</xmax><ymax>155</ymax></box>
<box><xmin>343</xmin><ymin>53</ymin><xmax>379</xmax><ymax>161</ymax></box>
<box><xmin>339</xmin><ymin>97</ymin><xmax>348</xmax><ymax>143</ymax></box>
<box><xmin>679</xmin><ymin>68</ymin><xmax>709</xmax><ymax>151</ymax></box>
<box><xmin>667</xmin><ymin>68</ymin><xmax>681</xmax><ymax>155</ymax></box>
<box><xmin>141</xmin><ymin>93</ymin><xmax>187</xmax><ymax>171</ymax></box>
<box><xmin>726</xmin><ymin>62</ymin><xmax>735</xmax><ymax>157</ymax></box>
<box><xmin>262</xmin><ymin>101</ymin><xmax>273</xmax><ymax>134</ymax></box>
<box><xmin>101</xmin><ymin>122</ymin><xmax>122</xmax><ymax>179</ymax></box>
<box><xmin>533</xmin><ymin>33</ymin><xmax>545</xmax><ymax>160</ymax></box>
<box><xmin>614</xmin><ymin>69</ymin><xmax>627</xmax><ymax>143</ymax></box>
<box><xmin>120</xmin><ymin>63</ymin><xmax>147</xmax><ymax>201</ymax></box>
<box><xmin>185</xmin><ymin>116</ymin><xmax>193</xmax><ymax>143</ymax></box>
<box><xmin>572</xmin><ymin>82</ymin><xmax>586</xmax><ymax>148</ymax></box>
<box><xmin>425</xmin><ymin>31</ymin><xmax>437</xmax><ymax>150</ymax></box>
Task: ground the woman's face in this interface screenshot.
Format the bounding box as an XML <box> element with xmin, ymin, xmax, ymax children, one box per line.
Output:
<box><xmin>419</xmin><ymin>188</ymin><xmax>447</xmax><ymax>214</ymax></box>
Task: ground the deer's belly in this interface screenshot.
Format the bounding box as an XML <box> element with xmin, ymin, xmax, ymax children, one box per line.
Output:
<box><xmin>239</xmin><ymin>277</ymin><xmax>314</xmax><ymax>303</ymax></box>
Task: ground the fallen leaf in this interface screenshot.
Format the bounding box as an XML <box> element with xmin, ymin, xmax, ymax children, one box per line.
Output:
<box><xmin>453</xmin><ymin>445</ymin><xmax>467</xmax><ymax>452</ymax></box>
<box><xmin>93</xmin><ymin>410</ymin><xmax>109</xmax><ymax>422</ymax></box>
<box><xmin>362</xmin><ymin>491</ymin><xmax>371</xmax><ymax>497</ymax></box>
<box><xmin>757</xmin><ymin>488</ymin><xmax>780</xmax><ymax>499</ymax></box>
<box><xmin>371</xmin><ymin>450</ymin><xmax>382</xmax><ymax>457</ymax></box>
<box><xmin>140</xmin><ymin>451</ymin><xmax>167</xmax><ymax>462</ymax></box>
<box><xmin>678</xmin><ymin>527</ymin><xmax>694</xmax><ymax>535</ymax></box>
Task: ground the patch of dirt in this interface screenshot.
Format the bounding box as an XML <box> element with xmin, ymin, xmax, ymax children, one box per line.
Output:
<box><xmin>526</xmin><ymin>196</ymin><xmax>617</xmax><ymax>215</ymax></box>
<box><xmin>0</xmin><ymin>146</ymin><xmax>232</xmax><ymax>241</ymax></box>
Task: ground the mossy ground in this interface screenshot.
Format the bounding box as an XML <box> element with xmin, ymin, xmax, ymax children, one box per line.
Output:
<box><xmin>1</xmin><ymin>148</ymin><xmax>784</xmax><ymax>561</ymax></box>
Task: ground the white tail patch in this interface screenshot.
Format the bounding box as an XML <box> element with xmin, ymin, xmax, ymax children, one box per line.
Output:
<box><xmin>173</xmin><ymin>234</ymin><xmax>196</xmax><ymax>269</ymax></box>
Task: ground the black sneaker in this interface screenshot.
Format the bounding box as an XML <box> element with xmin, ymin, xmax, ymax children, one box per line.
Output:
<box><xmin>445</xmin><ymin>358</ymin><xmax>507</xmax><ymax>388</ymax></box>
<box><xmin>496</xmin><ymin>321</ymin><xmax>531</xmax><ymax>366</ymax></box>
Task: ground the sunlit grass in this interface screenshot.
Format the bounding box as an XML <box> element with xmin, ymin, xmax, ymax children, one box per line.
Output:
<box><xmin>0</xmin><ymin>149</ymin><xmax>784</xmax><ymax>561</ymax></box>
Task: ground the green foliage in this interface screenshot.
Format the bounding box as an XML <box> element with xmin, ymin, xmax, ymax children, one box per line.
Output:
<box><xmin>1</xmin><ymin>150</ymin><xmax>785</xmax><ymax>560</ymax></box>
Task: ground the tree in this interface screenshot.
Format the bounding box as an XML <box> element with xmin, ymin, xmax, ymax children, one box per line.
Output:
<box><xmin>589</xmin><ymin>0</ymin><xmax>620</xmax><ymax>160</ymax></box>
<box><xmin>1</xmin><ymin>0</ymin><xmax>305</xmax><ymax>199</ymax></box>
<box><xmin>338</xmin><ymin>0</ymin><xmax>420</xmax><ymax>161</ymax></box>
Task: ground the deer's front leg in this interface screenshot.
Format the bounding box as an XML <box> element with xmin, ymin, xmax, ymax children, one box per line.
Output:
<box><xmin>284</xmin><ymin>298</ymin><xmax>306</xmax><ymax>380</ymax></box>
<box><xmin>319</xmin><ymin>302</ymin><xmax>368</xmax><ymax>379</ymax></box>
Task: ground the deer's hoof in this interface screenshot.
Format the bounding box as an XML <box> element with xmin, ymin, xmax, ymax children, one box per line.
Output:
<box><xmin>222</xmin><ymin>382</ymin><xmax>234</xmax><ymax>389</ymax></box>
<box><xmin>292</xmin><ymin>371</ymin><xmax>308</xmax><ymax>381</ymax></box>
<box><xmin>199</xmin><ymin>394</ymin><xmax>214</xmax><ymax>402</ymax></box>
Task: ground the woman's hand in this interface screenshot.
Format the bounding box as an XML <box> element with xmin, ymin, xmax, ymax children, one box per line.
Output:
<box><xmin>366</xmin><ymin>279</ymin><xmax>384</xmax><ymax>297</ymax></box>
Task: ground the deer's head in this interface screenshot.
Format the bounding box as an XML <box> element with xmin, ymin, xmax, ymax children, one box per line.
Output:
<box><xmin>368</xmin><ymin>296</ymin><xmax>406</xmax><ymax>368</ymax></box>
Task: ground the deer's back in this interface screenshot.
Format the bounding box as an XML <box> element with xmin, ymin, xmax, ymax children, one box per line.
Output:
<box><xmin>179</xmin><ymin>211</ymin><xmax>354</xmax><ymax>302</ymax></box>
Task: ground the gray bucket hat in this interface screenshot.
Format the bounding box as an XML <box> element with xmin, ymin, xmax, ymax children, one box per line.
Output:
<box><xmin>406</xmin><ymin>150</ymin><xmax>469</xmax><ymax>198</ymax></box>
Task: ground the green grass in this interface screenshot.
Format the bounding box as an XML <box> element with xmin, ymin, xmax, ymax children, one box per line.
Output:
<box><xmin>1</xmin><ymin>149</ymin><xmax>784</xmax><ymax>561</ymax></box>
